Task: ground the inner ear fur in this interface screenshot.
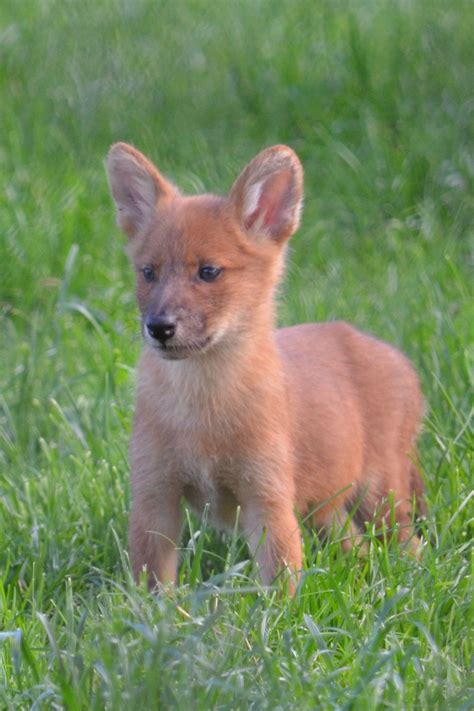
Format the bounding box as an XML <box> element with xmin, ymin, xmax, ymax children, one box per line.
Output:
<box><xmin>106</xmin><ymin>142</ymin><xmax>176</xmax><ymax>238</ymax></box>
<box><xmin>229</xmin><ymin>145</ymin><xmax>304</xmax><ymax>242</ymax></box>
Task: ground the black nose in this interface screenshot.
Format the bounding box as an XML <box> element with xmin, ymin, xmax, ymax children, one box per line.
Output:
<box><xmin>146</xmin><ymin>316</ymin><xmax>176</xmax><ymax>344</ymax></box>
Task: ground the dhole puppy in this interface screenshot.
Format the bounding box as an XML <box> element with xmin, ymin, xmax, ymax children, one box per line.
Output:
<box><xmin>107</xmin><ymin>142</ymin><xmax>424</xmax><ymax>590</ymax></box>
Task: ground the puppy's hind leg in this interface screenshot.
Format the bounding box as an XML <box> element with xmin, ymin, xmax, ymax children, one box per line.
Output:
<box><xmin>321</xmin><ymin>505</ymin><xmax>367</xmax><ymax>554</ymax></box>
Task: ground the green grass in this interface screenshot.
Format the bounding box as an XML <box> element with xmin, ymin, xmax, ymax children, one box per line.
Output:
<box><xmin>0</xmin><ymin>0</ymin><xmax>472</xmax><ymax>708</ymax></box>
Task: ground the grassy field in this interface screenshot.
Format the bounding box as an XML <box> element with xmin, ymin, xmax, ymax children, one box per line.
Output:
<box><xmin>0</xmin><ymin>0</ymin><xmax>472</xmax><ymax>708</ymax></box>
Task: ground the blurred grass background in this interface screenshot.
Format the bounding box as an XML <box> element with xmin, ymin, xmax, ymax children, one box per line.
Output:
<box><xmin>0</xmin><ymin>0</ymin><xmax>472</xmax><ymax>708</ymax></box>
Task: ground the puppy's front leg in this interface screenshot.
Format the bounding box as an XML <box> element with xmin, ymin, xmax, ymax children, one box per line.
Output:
<box><xmin>242</xmin><ymin>498</ymin><xmax>303</xmax><ymax>592</ymax></box>
<box><xmin>129</xmin><ymin>487</ymin><xmax>182</xmax><ymax>589</ymax></box>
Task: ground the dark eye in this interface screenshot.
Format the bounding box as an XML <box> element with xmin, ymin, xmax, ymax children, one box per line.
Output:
<box><xmin>198</xmin><ymin>265</ymin><xmax>222</xmax><ymax>282</ymax></box>
<box><xmin>142</xmin><ymin>266</ymin><xmax>156</xmax><ymax>283</ymax></box>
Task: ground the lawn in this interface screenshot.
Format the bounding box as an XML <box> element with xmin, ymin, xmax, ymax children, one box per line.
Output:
<box><xmin>0</xmin><ymin>0</ymin><xmax>472</xmax><ymax>708</ymax></box>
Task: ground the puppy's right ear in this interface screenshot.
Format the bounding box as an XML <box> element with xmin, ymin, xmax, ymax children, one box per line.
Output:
<box><xmin>106</xmin><ymin>143</ymin><xmax>176</xmax><ymax>238</ymax></box>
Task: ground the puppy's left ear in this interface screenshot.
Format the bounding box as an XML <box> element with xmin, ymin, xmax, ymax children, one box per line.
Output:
<box><xmin>229</xmin><ymin>145</ymin><xmax>303</xmax><ymax>242</ymax></box>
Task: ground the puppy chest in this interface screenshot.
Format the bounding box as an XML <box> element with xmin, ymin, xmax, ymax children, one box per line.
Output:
<box><xmin>180</xmin><ymin>458</ymin><xmax>241</xmax><ymax>529</ymax></box>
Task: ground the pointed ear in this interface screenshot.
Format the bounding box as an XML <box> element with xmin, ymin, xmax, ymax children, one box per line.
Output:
<box><xmin>106</xmin><ymin>142</ymin><xmax>176</xmax><ymax>238</ymax></box>
<box><xmin>229</xmin><ymin>145</ymin><xmax>303</xmax><ymax>242</ymax></box>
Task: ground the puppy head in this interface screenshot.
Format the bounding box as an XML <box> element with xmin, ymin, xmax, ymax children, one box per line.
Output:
<box><xmin>107</xmin><ymin>143</ymin><xmax>303</xmax><ymax>360</ymax></box>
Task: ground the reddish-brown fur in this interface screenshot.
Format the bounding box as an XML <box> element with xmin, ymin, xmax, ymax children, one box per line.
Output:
<box><xmin>106</xmin><ymin>142</ymin><xmax>425</xmax><ymax>591</ymax></box>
